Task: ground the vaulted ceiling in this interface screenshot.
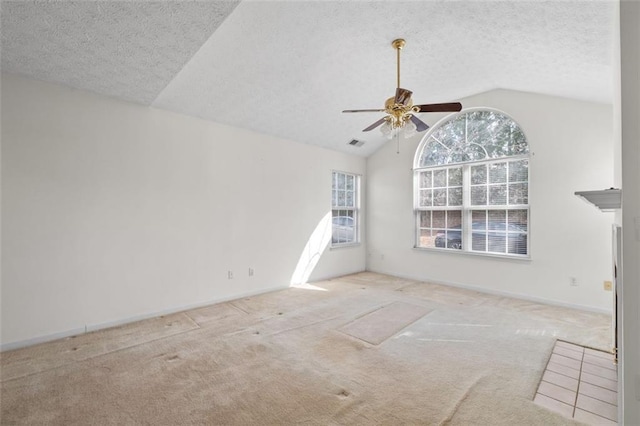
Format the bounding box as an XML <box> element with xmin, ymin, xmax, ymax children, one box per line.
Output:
<box><xmin>1</xmin><ymin>1</ymin><xmax>616</xmax><ymax>157</ymax></box>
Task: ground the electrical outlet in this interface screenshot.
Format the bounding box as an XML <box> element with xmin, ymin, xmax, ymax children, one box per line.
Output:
<box><xmin>604</xmin><ymin>281</ymin><xmax>613</xmax><ymax>291</ymax></box>
<box><xmin>228</xmin><ymin>271</ymin><xmax>233</xmax><ymax>279</ymax></box>
<box><xmin>249</xmin><ymin>268</ymin><xmax>254</xmax><ymax>277</ymax></box>
<box><xmin>570</xmin><ymin>277</ymin><xmax>578</xmax><ymax>286</ymax></box>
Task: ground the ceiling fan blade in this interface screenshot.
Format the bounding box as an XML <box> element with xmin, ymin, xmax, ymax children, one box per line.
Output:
<box><xmin>394</xmin><ymin>88</ymin><xmax>413</xmax><ymax>106</ymax></box>
<box><xmin>410</xmin><ymin>115</ymin><xmax>430</xmax><ymax>132</ymax></box>
<box><xmin>363</xmin><ymin>117</ymin><xmax>387</xmax><ymax>132</ymax></box>
<box><xmin>415</xmin><ymin>102</ymin><xmax>463</xmax><ymax>113</ymax></box>
<box><xmin>342</xmin><ymin>109</ymin><xmax>386</xmax><ymax>113</ymax></box>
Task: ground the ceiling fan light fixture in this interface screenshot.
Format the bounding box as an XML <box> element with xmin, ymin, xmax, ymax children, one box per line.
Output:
<box><xmin>380</xmin><ymin>120</ymin><xmax>393</xmax><ymax>138</ymax></box>
<box><xmin>380</xmin><ymin>115</ymin><xmax>417</xmax><ymax>140</ymax></box>
<box><xmin>404</xmin><ymin>118</ymin><xmax>418</xmax><ymax>138</ymax></box>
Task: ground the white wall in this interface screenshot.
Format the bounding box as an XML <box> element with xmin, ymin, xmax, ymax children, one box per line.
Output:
<box><xmin>367</xmin><ymin>89</ymin><xmax>615</xmax><ymax>312</ymax></box>
<box><xmin>0</xmin><ymin>73</ymin><xmax>366</xmax><ymax>349</ymax></box>
<box><xmin>620</xmin><ymin>0</ymin><xmax>640</xmax><ymax>421</ymax></box>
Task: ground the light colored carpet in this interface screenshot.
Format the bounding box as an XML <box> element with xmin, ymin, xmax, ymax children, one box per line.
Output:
<box><xmin>0</xmin><ymin>272</ymin><xmax>612</xmax><ymax>425</ymax></box>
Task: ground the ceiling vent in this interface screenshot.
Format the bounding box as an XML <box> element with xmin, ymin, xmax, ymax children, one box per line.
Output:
<box><xmin>348</xmin><ymin>139</ymin><xmax>365</xmax><ymax>147</ymax></box>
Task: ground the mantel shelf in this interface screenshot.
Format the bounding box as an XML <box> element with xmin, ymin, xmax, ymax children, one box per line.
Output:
<box><xmin>575</xmin><ymin>188</ymin><xmax>621</xmax><ymax>212</ymax></box>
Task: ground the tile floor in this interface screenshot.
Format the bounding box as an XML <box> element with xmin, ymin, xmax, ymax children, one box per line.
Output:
<box><xmin>534</xmin><ymin>340</ymin><xmax>618</xmax><ymax>425</ymax></box>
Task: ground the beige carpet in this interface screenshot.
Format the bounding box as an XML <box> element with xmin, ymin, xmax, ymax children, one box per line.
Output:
<box><xmin>0</xmin><ymin>272</ymin><xmax>612</xmax><ymax>425</ymax></box>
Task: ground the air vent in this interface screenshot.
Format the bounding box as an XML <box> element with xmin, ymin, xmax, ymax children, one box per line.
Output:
<box><xmin>348</xmin><ymin>139</ymin><xmax>365</xmax><ymax>147</ymax></box>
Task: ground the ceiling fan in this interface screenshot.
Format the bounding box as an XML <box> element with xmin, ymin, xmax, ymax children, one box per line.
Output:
<box><xmin>343</xmin><ymin>39</ymin><xmax>462</xmax><ymax>136</ymax></box>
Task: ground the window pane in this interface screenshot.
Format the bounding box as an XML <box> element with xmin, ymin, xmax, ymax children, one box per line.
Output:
<box><xmin>332</xmin><ymin>209</ymin><xmax>355</xmax><ymax>244</ymax></box>
<box><xmin>448</xmin><ymin>187</ymin><xmax>462</xmax><ymax>206</ymax></box>
<box><xmin>432</xmin><ymin>209</ymin><xmax>449</xmax><ymax>249</ymax></box>
<box><xmin>509</xmin><ymin>160</ymin><xmax>528</xmax><ymax>182</ymax></box>
<box><xmin>508</xmin><ymin>209</ymin><xmax>528</xmax><ymax>231</ymax></box>
<box><xmin>448</xmin><ymin>167</ymin><xmax>463</xmax><ymax>186</ymax></box>
<box><xmin>508</xmin><ymin>183</ymin><xmax>528</xmax><ymax>205</ymax></box>
<box><xmin>488</xmin><ymin>233</ymin><xmax>507</xmax><ymax>253</ymax></box>
<box><xmin>346</xmin><ymin>190</ymin><xmax>354</xmax><ymax>207</ymax></box>
<box><xmin>420</xmin><ymin>171</ymin><xmax>432</xmax><ymax>188</ymax></box>
<box><xmin>432</xmin><ymin>211</ymin><xmax>445</xmax><ymax>228</ymax></box>
<box><xmin>472</xmin><ymin>210</ymin><xmax>487</xmax><ymax>224</ymax></box>
<box><xmin>447</xmin><ymin>210</ymin><xmax>462</xmax><ymax>228</ymax></box>
<box><xmin>419</xmin><ymin>211</ymin><xmax>431</xmax><ymax>228</ymax></box>
<box><xmin>489</xmin><ymin>162</ymin><xmax>507</xmax><ymax>183</ymax></box>
<box><xmin>337</xmin><ymin>190</ymin><xmax>346</xmax><ymax>207</ymax></box>
<box><xmin>471</xmin><ymin>186</ymin><xmax>487</xmax><ymax>205</ymax></box>
<box><xmin>506</xmin><ymin>209</ymin><xmax>528</xmax><ymax>255</ymax></box>
<box><xmin>420</xmin><ymin>189</ymin><xmax>433</xmax><ymax>207</ymax></box>
<box><xmin>489</xmin><ymin>185</ymin><xmax>507</xmax><ymax>205</ymax></box>
<box><xmin>433</xmin><ymin>188</ymin><xmax>447</xmax><ymax>206</ymax></box>
<box><xmin>472</xmin><ymin>232</ymin><xmax>486</xmax><ymax>251</ymax></box>
<box><xmin>419</xmin><ymin>229</ymin><xmax>435</xmax><ymax>248</ymax></box>
<box><xmin>488</xmin><ymin>210</ymin><xmax>507</xmax><ymax>230</ymax></box>
<box><xmin>471</xmin><ymin>210</ymin><xmax>488</xmax><ymax>252</ymax></box>
<box><xmin>433</xmin><ymin>170</ymin><xmax>447</xmax><ymax>187</ymax></box>
<box><xmin>507</xmin><ymin>232</ymin><xmax>527</xmax><ymax>255</ymax></box>
<box><xmin>346</xmin><ymin>174</ymin><xmax>354</xmax><ymax>190</ymax></box>
<box><xmin>337</xmin><ymin>173</ymin><xmax>346</xmax><ymax>190</ymax></box>
<box><xmin>466</xmin><ymin>112</ymin><xmax>491</xmax><ymax>146</ymax></box>
<box><xmin>418</xmin><ymin>110</ymin><xmax>528</xmax><ymax>167</ymax></box>
<box><xmin>471</xmin><ymin>165</ymin><xmax>487</xmax><ymax>184</ymax></box>
<box><xmin>487</xmin><ymin>208</ymin><xmax>507</xmax><ymax>253</ymax></box>
<box><xmin>445</xmin><ymin>230</ymin><xmax>462</xmax><ymax>249</ymax></box>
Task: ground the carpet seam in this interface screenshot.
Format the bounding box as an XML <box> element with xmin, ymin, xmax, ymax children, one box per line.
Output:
<box><xmin>338</xmin><ymin>306</ymin><xmax>434</xmax><ymax>346</ymax></box>
<box><xmin>268</xmin><ymin>315</ymin><xmax>347</xmax><ymax>336</ymax></box>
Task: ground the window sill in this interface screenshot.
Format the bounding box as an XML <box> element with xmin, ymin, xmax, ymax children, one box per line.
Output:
<box><xmin>330</xmin><ymin>242</ymin><xmax>361</xmax><ymax>250</ymax></box>
<box><xmin>412</xmin><ymin>245</ymin><xmax>531</xmax><ymax>261</ymax></box>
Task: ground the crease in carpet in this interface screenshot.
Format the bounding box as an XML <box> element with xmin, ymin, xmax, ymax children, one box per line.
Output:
<box><xmin>438</xmin><ymin>375</ymin><xmax>485</xmax><ymax>426</ymax></box>
<box><xmin>1</xmin><ymin>312</ymin><xmax>200</xmax><ymax>382</ymax></box>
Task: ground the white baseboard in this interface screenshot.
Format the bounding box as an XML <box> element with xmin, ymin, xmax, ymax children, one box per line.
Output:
<box><xmin>2</xmin><ymin>269</ymin><xmax>609</xmax><ymax>352</ymax></box>
<box><xmin>365</xmin><ymin>267</ymin><xmax>611</xmax><ymax>315</ymax></box>
<box><xmin>1</xmin><ymin>284</ymin><xmax>288</xmax><ymax>352</ymax></box>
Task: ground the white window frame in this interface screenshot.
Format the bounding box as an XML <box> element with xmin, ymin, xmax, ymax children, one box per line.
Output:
<box><xmin>331</xmin><ymin>170</ymin><xmax>360</xmax><ymax>248</ymax></box>
<box><xmin>413</xmin><ymin>108</ymin><xmax>530</xmax><ymax>259</ymax></box>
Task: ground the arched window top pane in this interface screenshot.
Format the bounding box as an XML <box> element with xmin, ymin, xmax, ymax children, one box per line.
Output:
<box><xmin>415</xmin><ymin>109</ymin><xmax>528</xmax><ymax>168</ymax></box>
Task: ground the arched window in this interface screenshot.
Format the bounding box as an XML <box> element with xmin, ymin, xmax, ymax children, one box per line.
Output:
<box><xmin>413</xmin><ymin>108</ymin><xmax>530</xmax><ymax>257</ymax></box>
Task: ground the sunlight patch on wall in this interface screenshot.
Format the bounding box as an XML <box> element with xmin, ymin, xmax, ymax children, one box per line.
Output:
<box><xmin>290</xmin><ymin>212</ymin><xmax>332</xmax><ymax>286</ymax></box>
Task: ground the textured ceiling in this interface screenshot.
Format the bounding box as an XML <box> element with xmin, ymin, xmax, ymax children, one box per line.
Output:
<box><xmin>1</xmin><ymin>1</ymin><xmax>240</xmax><ymax>104</ymax></box>
<box><xmin>1</xmin><ymin>0</ymin><xmax>616</xmax><ymax>157</ymax></box>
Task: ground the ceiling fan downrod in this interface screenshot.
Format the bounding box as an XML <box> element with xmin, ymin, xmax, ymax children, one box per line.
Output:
<box><xmin>392</xmin><ymin>38</ymin><xmax>405</xmax><ymax>89</ymax></box>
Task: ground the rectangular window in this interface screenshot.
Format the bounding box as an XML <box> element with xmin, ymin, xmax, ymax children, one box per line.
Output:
<box><xmin>416</xmin><ymin>158</ymin><xmax>528</xmax><ymax>257</ymax></box>
<box><xmin>332</xmin><ymin>171</ymin><xmax>359</xmax><ymax>246</ymax></box>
